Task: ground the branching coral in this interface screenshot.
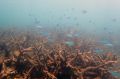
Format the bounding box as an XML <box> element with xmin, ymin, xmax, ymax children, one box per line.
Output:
<box><xmin>0</xmin><ymin>29</ymin><xmax>119</xmax><ymax>79</ymax></box>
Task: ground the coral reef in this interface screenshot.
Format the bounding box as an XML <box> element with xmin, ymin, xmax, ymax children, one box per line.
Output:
<box><xmin>0</xmin><ymin>29</ymin><xmax>119</xmax><ymax>79</ymax></box>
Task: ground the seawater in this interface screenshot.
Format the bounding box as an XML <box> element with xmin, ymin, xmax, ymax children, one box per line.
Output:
<box><xmin>0</xmin><ymin>0</ymin><xmax>120</xmax><ymax>77</ymax></box>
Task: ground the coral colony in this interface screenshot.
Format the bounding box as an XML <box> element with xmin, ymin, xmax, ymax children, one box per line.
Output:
<box><xmin>0</xmin><ymin>28</ymin><xmax>119</xmax><ymax>79</ymax></box>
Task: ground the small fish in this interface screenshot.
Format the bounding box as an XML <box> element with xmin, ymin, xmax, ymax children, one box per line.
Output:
<box><xmin>59</xmin><ymin>17</ymin><xmax>63</xmax><ymax>20</ymax></box>
<box><xmin>34</xmin><ymin>18</ymin><xmax>40</xmax><ymax>24</ymax></box>
<box><xmin>66</xmin><ymin>16</ymin><xmax>71</xmax><ymax>19</ymax></box>
<box><xmin>76</xmin><ymin>23</ymin><xmax>79</xmax><ymax>26</ymax></box>
<box><xmin>104</xmin><ymin>43</ymin><xmax>113</xmax><ymax>47</ymax></box>
<box><xmin>108</xmin><ymin>31</ymin><xmax>113</xmax><ymax>35</ymax></box>
<box><xmin>93</xmin><ymin>48</ymin><xmax>103</xmax><ymax>53</ymax></box>
<box><xmin>110</xmin><ymin>71</ymin><xmax>120</xmax><ymax>78</ymax></box>
<box><xmin>56</xmin><ymin>24</ymin><xmax>59</xmax><ymax>26</ymax></box>
<box><xmin>71</xmin><ymin>8</ymin><xmax>75</xmax><ymax>11</ymax></box>
<box><xmin>66</xmin><ymin>34</ymin><xmax>73</xmax><ymax>38</ymax></box>
<box><xmin>74</xmin><ymin>34</ymin><xmax>79</xmax><ymax>37</ymax></box>
<box><xmin>47</xmin><ymin>37</ymin><xmax>54</xmax><ymax>43</ymax></box>
<box><xmin>63</xmin><ymin>14</ymin><xmax>66</xmax><ymax>16</ymax></box>
<box><xmin>40</xmin><ymin>31</ymin><xmax>50</xmax><ymax>37</ymax></box>
<box><xmin>98</xmin><ymin>40</ymin><xmax>113</xmax><ymax>47</ymax></box>
<box><xmin>28</xmin><ymin>13</ymin><xmax>32</xmax><ymax>17</ymax></box>
<box><xmin>82</xmin><ymin>10</ymin><xmax>87</xmax><ymax>14</ymax></box>
<box><xmin>89</xmin><ymin>20</ymin><xmax>92</xmax><ymax>23</ymax></box>
<box><xmin>112</xmin><ymin>18</ymin><xmax>117</xmax><ymax>22</ymax></box>
<box><xmin>65</xmin><ymin>41</ymin><xmax>74</xmax><ymax>46</ymax></box>
<box><xmin>74</xmin><ymin>17</ymin><xmax>77</xmax><ymax>20</ymax></box>
<box><xmin>103</xmin><ymin>27</ymin><xmax>107</xmax><ymax>30</ymax></box>
<box><xmin>99</xmin><ymin>39</ymin><xmax>111</xmax><ymax>44</ymax></box>
<box><xmin>36</xmin><ymin>25</ymin><xmax>43</xmax><ymax>29</ymax></box>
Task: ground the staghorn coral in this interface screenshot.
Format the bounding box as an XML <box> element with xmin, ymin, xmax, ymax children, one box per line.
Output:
<box><xmin>0</xmin><ymin>29</ymin><xmax>119</xmax><ymax>79</ymax></box>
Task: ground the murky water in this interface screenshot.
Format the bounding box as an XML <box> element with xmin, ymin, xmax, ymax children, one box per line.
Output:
<box><xmin>0</xmin><ymin>0</ymin><xmax>120</xmax><ymax>78</ymax></box>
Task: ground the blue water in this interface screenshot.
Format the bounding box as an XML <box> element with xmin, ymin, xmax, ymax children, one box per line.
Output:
<box><xmin>0</xmin><ymin>0</ymin><xmax>120</xmax><ymax>78</ymax></box>
<box><xmin>0</xmin><ymin>0</ymin><xmax>120</xmax><ymax>44</ymax></box>
<box><xmin>0</xmin><ymin>0</ymin><xmax>120</xmax><ymax>34</ymax></box>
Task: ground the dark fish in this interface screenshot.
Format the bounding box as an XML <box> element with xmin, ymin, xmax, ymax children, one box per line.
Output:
<box><xmin>82</xmin><ymin>10</ymin><xmax>87</xmax><ymax>14</ymax></box>
<box><xmin>56</xmin><ymin>24</ymin><xmax>59</xmax><ymax>26</ymax></box>
<box><xmin>74</xmin><ymin>17</ymin><xmax>77</xmax><ymax>20</ymax></box>
<box><xmin>34</xmin><ymin>18</ymin><xmax>40</xmax><ymax>24</ymax></box>
<box><xmin>28</xmin><ymin>13</ymin><xmax>32</xmax><ymax>17</ymax></box>
<box><xmin>92</xmin><ymin>22</ymin><xmax>95</xmax><ymax>25</ymax></box>
<box><xmin>59</xmin><ymin>17</ymin><xmax>63</xmax><ymax>20</ymax></box>
<box><xmin>103</xmin><ymin>27</ymin><xmax>107</xmax><ymax>30</ymax></box>
<box><xmin>66</xmin><ymin>16</ymin><xmax>71</xmax><ymax>19</ymax></box>
<box><xmin>108</xmin><ymin>31</ymin><xmax>113</xmax><ymax>35</ymax></box>
<box><xmin>112</xmin><ymin>18</ymin><xmax>117</xmax><ymax>22</ymax></box>
<box><xmin>71</xmin><ymin>8</ymin><xmax>75</xmax><ymax>11</ymax></box>
<box><xmin>63</xmin><ymin>14</ymin><xmax>66</xmax><ymax>16</ymax></box>
<box><xmin>76</xmin><ymin>23</ymin><xmax>80</xmax><ymax>26</ymax></box>
<box><xmin>89</xmin><ymin>20</ymin><xmax>92</xmax><ymax>23</ymax></box>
